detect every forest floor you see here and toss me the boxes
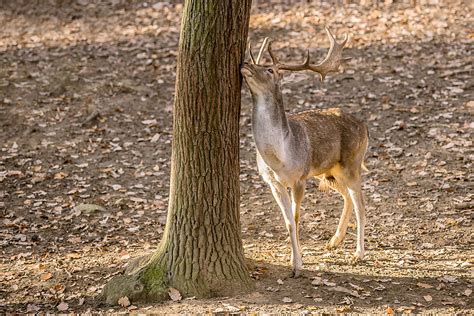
[1,0,473,314]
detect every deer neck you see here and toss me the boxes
[251,89,293,168]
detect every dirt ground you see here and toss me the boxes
[1,0,473,314]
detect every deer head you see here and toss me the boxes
[241,62,281,97]
[241,27,350,96]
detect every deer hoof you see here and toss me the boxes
[350,251,365,264]
[326,235,344,250]
[291,268,301,278]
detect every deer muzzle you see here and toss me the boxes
[241,63,254,77]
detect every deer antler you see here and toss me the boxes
[248,41,256,64]
[248,37,271,65]
[256,37,270,64]
[267,27,350,80]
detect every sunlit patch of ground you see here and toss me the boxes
[1,0,472,313]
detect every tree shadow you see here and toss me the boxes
[1,2,472,313]
[0,0,160,20]
[243,257,472,311]
[1,251,471,313]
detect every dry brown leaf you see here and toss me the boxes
[40,272,52,281]
[336,306,351,313]
[67,252,81,259]
[57,302,68,311]
[386,306,394,314]
[54,172,68,179]
[323,280,337,287]
[74,203,106,213]
[311,277,323,286]
[27,304,40,312]
[282,297,293,303]
[327,285,361,298]
[51,283,65,294]
[440,275,457,283]
[118,296,131,307]
[168,287,182,301]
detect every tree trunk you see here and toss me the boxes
[102,0,253,304]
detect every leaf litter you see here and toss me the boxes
[0,0,472,314]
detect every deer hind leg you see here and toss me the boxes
[326,180,353,250]
[346,176,366,262]
[268,180,303,277]
[291,180,306,246]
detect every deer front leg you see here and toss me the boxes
[269,181,303,277]
[291,181,306,245]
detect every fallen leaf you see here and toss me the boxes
[348,283,364,291]
[336,306,351,313]
[51,283,65,294]
[40,272,52,281]
[339,296,354,305]
[67,252,81,259]
[327,286,361,298]
[222,303,240,312]
[168,287,182,301]
[311,277,323,286]
[141,119,158,125]
[73,203,106,213]
[323,280,337,287]
[27,304,40,312]
[440,275,457,283]
[150,133,161,142]
[386,306,394,314]
[57,302,68,311]
[54,172,68,179]
[417,282,433,289]
[118,296,131,307]
[282,297,293,303]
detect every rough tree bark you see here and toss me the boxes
[102,0,253,304]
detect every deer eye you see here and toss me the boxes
[267,68,274,74]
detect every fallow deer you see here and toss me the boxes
[241,27,369,277]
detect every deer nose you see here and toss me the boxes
[241,64,252,77]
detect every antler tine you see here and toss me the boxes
[303,49,311,66]
[267,39,279,65]
[325,26,335,44]
[315,27,350,80]
[271,27,350,81]
[256,37,270,64]
[248,41,256,64]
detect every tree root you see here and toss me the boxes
[101,254,169,305]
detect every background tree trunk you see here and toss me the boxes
[103,0,253,304]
